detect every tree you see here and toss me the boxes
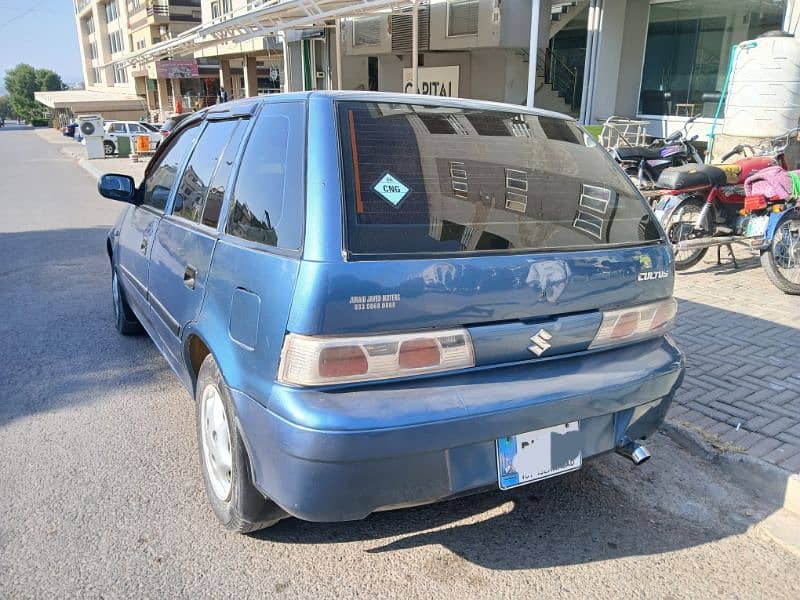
[4,64,66,122]
[4,64,39,122]
[35,69,64,92]
[0,96,16,120]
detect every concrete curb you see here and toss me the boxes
[59,146,103,181]
[662,419,800,518]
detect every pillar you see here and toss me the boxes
[243,55,258,98]
[525,0,541,107]
[157,78,169,116]
[219,58,232,98]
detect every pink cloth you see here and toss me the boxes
[744,166,791,199]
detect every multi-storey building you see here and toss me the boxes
[63,1,206,120]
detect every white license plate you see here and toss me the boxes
[496,422,582,490]
[745,215,769,238]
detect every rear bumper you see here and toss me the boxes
[232,336,684,522]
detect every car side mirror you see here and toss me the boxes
[98,174,137,204]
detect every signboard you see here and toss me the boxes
[155,59,199,79]
[402,66,459,97]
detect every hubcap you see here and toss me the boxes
[200,384,233,500]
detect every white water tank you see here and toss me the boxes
[723,34,800,137]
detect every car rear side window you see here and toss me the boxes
[141,122,200,211]
[201,120,247,228]
[226,102,305,250]
[337,101,661,258]
[172,119,239,224]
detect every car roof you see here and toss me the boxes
[215,91,574,121]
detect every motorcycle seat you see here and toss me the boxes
[713,164,741,184]
[656,164,728,190]
[615,145,665,161]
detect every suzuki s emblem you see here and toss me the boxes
[528,329,552,356]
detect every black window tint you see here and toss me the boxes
[226,102,305,250]
[202,120,246,228]
[142,123,199,211]
[173,119,238,223]
[337,101,660,258]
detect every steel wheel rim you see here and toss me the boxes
[773,218,800,284]
[668,205,703,263]
[200,384,233,501]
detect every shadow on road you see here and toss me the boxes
[0,227,167,428]
[253,431,786,570]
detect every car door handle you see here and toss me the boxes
[184,265,197,290]
[140,237,148,254]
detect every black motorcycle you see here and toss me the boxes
[610,115,704,190]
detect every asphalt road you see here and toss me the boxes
[1,127,799,599]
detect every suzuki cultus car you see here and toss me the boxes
[100,92,684,532]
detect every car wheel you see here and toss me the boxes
[196,354,286,533]
[112,269,142,335]
[103,140,115,156]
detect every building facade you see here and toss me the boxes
[64,0,798,137]
[71,0,209,120]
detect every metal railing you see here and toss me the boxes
[147,2,170,17]
[538,47,582,112]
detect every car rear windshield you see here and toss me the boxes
[337,101,661,258]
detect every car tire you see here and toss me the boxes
[112,269,143,335]
[195,354,286,533]
[103,140,115,156]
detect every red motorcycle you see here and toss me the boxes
[651,129,800,293]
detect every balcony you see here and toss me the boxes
[147,3,170,18]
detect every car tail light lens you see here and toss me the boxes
[590,298,677,350]
[278,329,474,386]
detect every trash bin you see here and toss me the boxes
[135,135,150,154]
[116,135,131,158]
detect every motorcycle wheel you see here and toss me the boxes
[760,214,800,295]
[665,197,710,271]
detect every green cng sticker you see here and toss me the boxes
[373,173,410,207]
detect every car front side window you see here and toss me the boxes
[141,123,200,212]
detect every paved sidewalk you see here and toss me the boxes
[34,127,149,182]
[670,251,800,475]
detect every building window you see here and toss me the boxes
[107,29,124,54]
[105,0,119,23]
[211,1,220,18]
[114,66,128,84]
[639,0,785,116]
[85,17,95,34]
[92,67,103,84]
[131,0,141,10]
[353,16,383,46]
[222,0,232,13]
[89,42,97,59]
[447,0,479,37]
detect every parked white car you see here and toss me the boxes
[102,121,162,155]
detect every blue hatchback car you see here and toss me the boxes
[101,92,684,532]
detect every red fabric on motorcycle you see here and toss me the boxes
[735,156,777,184]
[744,195,768,211]
[744,166,791,200]
[655,164,727,190]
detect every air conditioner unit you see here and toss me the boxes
[78,114,105,159]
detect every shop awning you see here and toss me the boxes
[113,0,412,68]
[35,89,146,113]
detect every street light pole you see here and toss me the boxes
[412,0,419,94]
[526,0,541,107]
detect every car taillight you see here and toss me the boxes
[590,298,677,350]
[278,329,474,386]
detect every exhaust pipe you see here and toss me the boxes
[674,235,753,251]
[615,440,651,465]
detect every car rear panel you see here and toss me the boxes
[287,244,672,365]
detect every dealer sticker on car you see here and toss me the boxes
[497,422,582,489]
